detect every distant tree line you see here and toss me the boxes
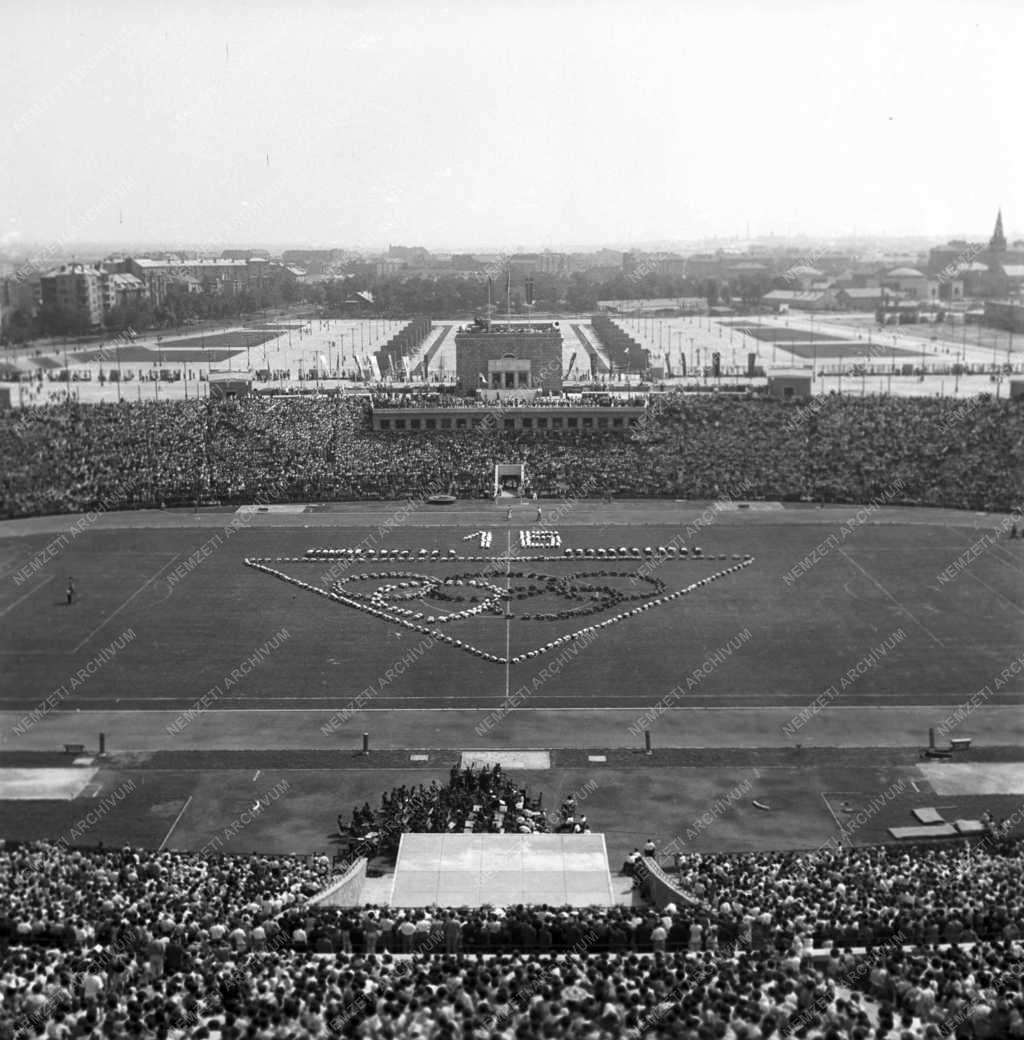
[5,264,775,345]
[305,270,756,318]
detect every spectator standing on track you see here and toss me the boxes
[66,576,74,605]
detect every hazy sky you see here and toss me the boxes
[3,0,1021,250]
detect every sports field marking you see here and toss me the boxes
[0,574,55,617]
[837,547,945,649]
[24,701,1024,716]
[821,793,849,844]
[0,547,31,581]
[964,568,1024,616]
[72,554,182,652]
[158,794,193,851]
[984,541,1024,576]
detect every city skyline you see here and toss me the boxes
[3,224,1020,261]
[3,0,1022,250]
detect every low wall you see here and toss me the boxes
[306,857,368,908]
[634,857,703,912]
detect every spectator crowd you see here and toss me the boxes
[368,393,647,409]
[1,836,1023,1038]
[1,392,1021,518]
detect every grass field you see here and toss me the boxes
[717,324,920,358]
[726,327,849,343]
[2,503,1022,862]
[156,331,280,352]
[1,511,1021,713]
[2,757,1021,864]
[773,342,922,360]
[69,332,280,366]
[69,346,245,364]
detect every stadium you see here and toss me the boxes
[2,310,1024,1039]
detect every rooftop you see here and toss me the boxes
[762,289,831,301]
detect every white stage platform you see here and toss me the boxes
[389,833,615,908]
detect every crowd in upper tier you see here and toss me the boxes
[368,393,648,408]
[1,392,1021,518]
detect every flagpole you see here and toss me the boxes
[506,265,511,321]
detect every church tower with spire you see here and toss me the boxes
[989,208,1007,253]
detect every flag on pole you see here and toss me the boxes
[479,373,487,385]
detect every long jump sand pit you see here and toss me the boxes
[920,762,1024,796]
[0,768,98,800]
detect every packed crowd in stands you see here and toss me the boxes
[340,766,588,858]
[368,394,647,408]
[1,393,1021,518]
[668,841,1024,950]
[1,837,1023,1038]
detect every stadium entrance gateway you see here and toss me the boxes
[495,462,525,497]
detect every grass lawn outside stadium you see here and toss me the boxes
[1,498,1022,868]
